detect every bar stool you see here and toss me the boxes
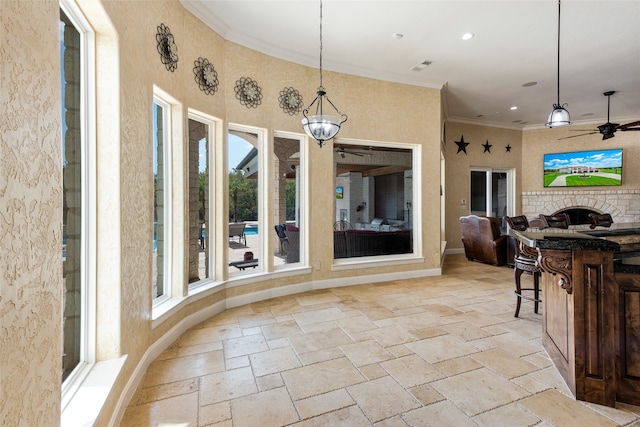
[504,215,542,317]
[589,212,613,229]
[540,213,570,229]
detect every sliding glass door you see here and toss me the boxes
[470,168,514,234]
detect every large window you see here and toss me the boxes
[228,126,263,275]
[273,133,304,266]
[153,97,171,301]
[188,113,216,287]
[60,1,95,387]
[333,143,414,259]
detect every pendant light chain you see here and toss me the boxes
[319,0,323,89]
[556,0,561,106]
[301,0,348,146]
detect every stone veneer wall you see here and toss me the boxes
[522,189,640,224]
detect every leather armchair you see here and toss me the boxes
[460,215,508,266]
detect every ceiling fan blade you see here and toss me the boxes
[619,120,640,130]
[558,131,599,140]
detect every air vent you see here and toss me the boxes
[411,60,433,71]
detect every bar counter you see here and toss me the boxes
[510,224,640,407]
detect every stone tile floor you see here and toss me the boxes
[121,254,640,426]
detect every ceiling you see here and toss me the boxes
[181,1,640,130]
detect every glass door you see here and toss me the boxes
[470,168,513,234]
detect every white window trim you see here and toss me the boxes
[227,123,267,276]
[152,89,174,305]
[273,130,308,269]
[60,0,97,410]
[187,110,220,290]
[331,138,422,260]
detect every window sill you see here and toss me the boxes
[331,255,425,271]
[61,356,127,427]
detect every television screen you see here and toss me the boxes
[543,148,622,187]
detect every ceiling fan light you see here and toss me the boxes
[546,105,571,128]
[302,115,342,145]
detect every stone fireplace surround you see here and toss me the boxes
[522,189,640,227]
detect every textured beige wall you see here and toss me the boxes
[2,0,442,424]
[444,122,523,251]
[1,0,63,424]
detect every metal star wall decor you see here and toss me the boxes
[482,140,492,153]
[234,77,263,108]
[156,23,178,72]
[505,145,512,152]
[278,87,304,115]
[193,57,219,95]
[455,135,470,154]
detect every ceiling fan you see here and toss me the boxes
[335,145,371,158]
[559,91,640,141]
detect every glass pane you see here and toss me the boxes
[188,119,210,282]
[470,170,487,215]
[493,172,508,232]
[228,131,259,274]
[273,136,301,265]
[61,9,82,382]
[153,103,165,298]
[334,144,413,259]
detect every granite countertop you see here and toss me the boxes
[510,228,622,252]
[510,223,640,274]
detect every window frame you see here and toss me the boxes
[152,93,173,305]
[60,0,97,409]
[188,110,219,290]
[273,131,308,269]
[331,139,422,268]
[227,123,266,277]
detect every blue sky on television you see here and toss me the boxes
[544,149,622,170]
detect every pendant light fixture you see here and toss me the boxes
[302,0,347,147]
[546,0,571,127]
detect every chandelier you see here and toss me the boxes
[302,0,347,147]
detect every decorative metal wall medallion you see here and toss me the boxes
[156,23,178,72]
[234,77,262,108]
[278,87,303,115]
[193,57,219,95]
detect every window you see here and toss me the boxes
[153,97,171,301]
[470,167,514,233]
[273,133,304,266]
[188,113,217,287]
[228,126,263,275]
[60,0,95,387]
[333,143,414,259]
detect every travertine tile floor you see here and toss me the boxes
[121,254,640,426]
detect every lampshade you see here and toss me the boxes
[302,114,343,143]
[546,105,571,128]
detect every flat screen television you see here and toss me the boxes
[543,148,622,187]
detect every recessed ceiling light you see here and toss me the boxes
[510,106,518,110]
[462,33,474,40]
[522,81,537,87]
[392,33,404,39]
